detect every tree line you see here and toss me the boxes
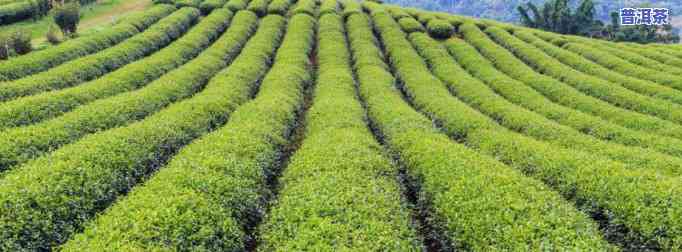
[517,0,680,44]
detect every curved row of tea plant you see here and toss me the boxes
[0,12,287,251]
[0,7,200,102]
[0,4,176,81]
[259,12,420,251]
[457,23,682,141]
[246,0,271,16]
[0,0,95,25]
[406,30,682,175]
[358,4,608,250]
[493,29,682,125]
[266,0,291,15]
[61,13,316,252]
[528,35,682,105]
[437,31,682,169]
[0,10,259,172]
[377,7,682,249]
[291,0,316,16]
[353,7,610,250]
[0,7,235,130]
[561,42,682,88]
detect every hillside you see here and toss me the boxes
[385,0,682,28]
[0,0,681,250]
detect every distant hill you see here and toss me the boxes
[384,0,682,29]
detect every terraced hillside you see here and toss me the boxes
[0,0,681,251]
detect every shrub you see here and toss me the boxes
[0,4,175,81]
[426,19,453,39]
[11,30,31,55]
[246,0,269,17]
[199,0,227,14]
[46,24,63,45]
[54,1,81,36]
[0,8,236,131]
[459,22,682,140]
[349,10,610,249]
[0,34,9,60]
[267,0,292,15]
[259,13,421,250]
[225,0,249,12]
[0,8,213,171]
[61,14,312,251]
[291,0,316,16]
[0,8,200,102]
[398,17,424,33]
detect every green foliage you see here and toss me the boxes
[499,28,682,126]
[426,18,453,38]
[46,24,63,45]
[54,1,81,36]
[0,4,176,81]
[0,11,277,251]
[0,7,235,131]
[398,17,423,33]
[199,0,228,14]
[0,29,31,59]
[411,31,682,176]
[259,13,421,251]
[0,8,209,172]
[444,29,682,169]
[61,13,311,251]
[0,0,47,25]
[10,30,31,55]
[352,7,610,250]
[319,0,337,16]
[291,0,316,16]
[246,0,270,16]
[225,0,250,12]
[0,7,200,103]
[460,22,682,141]
[340,0,361,18]
[267,0,291,15]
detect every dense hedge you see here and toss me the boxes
[246,0,270,16]
[0,12,285,251]
[528,32,682,106]
[266,0,291,15]
[351,9,609,250]
[438,35,682,166]
[458,23,682,141]
[319,0,337,16]
[398,17,424,33]
[562,42,682,88]
[369,7,682,250]
[291,0,316,16]
[0,11,258,172]
[0,7,200,102]
[408,31,682,175]
[500,29,682,126]
[259,13,420,251]
[226,0,250,12]
[61,13,313,251]
[426,19,453,39]
[0,4,176,81]
[199,0,227,14]
[608,42,682,70]
[0,8,235,130]
[0,0,44,25]
[341,0,361,18]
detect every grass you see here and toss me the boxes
[0,0,152,47]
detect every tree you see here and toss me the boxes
[54,1,80,37]
[517,0,599,36]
